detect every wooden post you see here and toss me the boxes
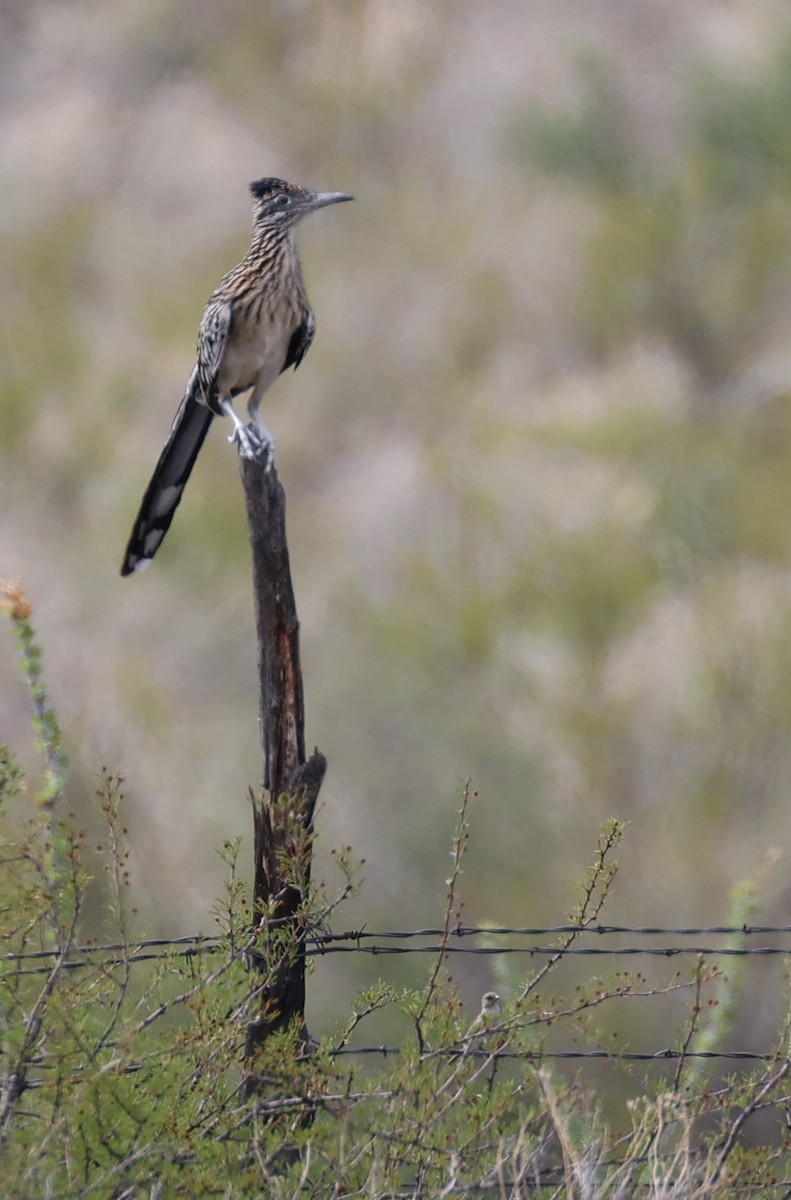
[238,455,326,1086]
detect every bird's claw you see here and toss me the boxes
[229,423,274,470]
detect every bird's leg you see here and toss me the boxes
[220,399,273,467]
[248,411,275,467]
[244,378,276,471]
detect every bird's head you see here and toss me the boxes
[249,177,353,230]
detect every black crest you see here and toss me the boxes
[249,177,290,201]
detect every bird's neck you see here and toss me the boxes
[248,225,302,286]
[250,222,293,256]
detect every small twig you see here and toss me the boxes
[672,955,707,1093]
[709,1059,791,1186]
[414,780,472,1053]
[519,820,624,1003]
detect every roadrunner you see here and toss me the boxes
[120,177,352,576]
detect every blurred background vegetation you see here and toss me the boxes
[4,0,791,1060]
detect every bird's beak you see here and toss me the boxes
[307,191,354,210]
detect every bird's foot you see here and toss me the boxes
[229,422,274,469]
[220,400,274,469]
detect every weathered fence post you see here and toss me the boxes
[238,455,326,1092]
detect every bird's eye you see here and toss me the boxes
[274,193,291,207]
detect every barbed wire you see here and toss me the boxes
[310,943,791,958]
[320,924,791,937]
[5,922,791,979]
[3,922,786,1066]
[331,1045,775,1062]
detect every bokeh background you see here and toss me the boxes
[4,0,791,1049]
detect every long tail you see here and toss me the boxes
[120,376,214,576]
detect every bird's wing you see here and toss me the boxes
[282,311,316,374]
[196,298,233,414]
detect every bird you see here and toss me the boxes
[467,991,501,1038]
[120,177,353,576]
